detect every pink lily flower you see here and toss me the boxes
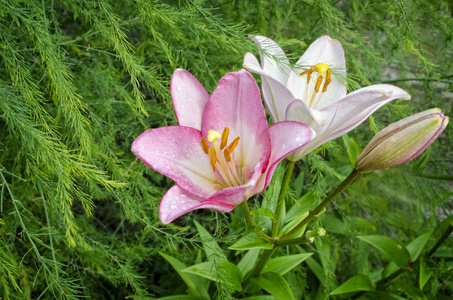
[132,69,315,224]
[243,35,411,161]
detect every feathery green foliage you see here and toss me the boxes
[0,0,451,299]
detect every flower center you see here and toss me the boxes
[299,63,332,108]
[200,127,243,188]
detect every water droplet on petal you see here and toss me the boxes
[296,137,301,142]
[170,205,176,209]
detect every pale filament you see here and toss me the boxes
[201,128,242,188]
[299,63,332,108]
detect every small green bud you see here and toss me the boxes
[356,108,449,173]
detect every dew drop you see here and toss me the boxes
[170,205,176,209]
[296,137,302,142]
[177,86,181,91]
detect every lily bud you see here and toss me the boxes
[356,108,449,173]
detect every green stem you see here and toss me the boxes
[276,235,310,247]
[240,201,275,244]
[242,248,277,289]
[377,78,453,85]
[271,160,295,237]
[280,168,360,241]
[420,173,453,181]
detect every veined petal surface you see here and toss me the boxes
[132,126,217,199]
[171,69,210,130]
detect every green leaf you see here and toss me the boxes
[330,274,375,295]
[237,249,260,277]
[278,211,309,238]
[251,208,275,221]
[286,192,317,222]
[158,296,206,300]
[358,235,410,269]
[250,272,294,300]
[419,256,432,291]
[241,296,278,300]
[229,233,274,250]
[407,231,432,261]
[342,134,361,168]
[182,261,242,292]
[159,252,209,299]
[194,221,226,261]
[263,253,313,275]
[382,231,433,278]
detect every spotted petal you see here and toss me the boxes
[159,185,235,224]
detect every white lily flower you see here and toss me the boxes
[244,35,411,161]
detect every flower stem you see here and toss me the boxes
[420,173,453,181]
[242,248,277,289]
[240,201,275,244]
[280,168,360,241]
[271,160,296,237]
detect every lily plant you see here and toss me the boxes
[243,35,411,161]
[132,69,315,224]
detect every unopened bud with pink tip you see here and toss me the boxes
[356,108,449,173]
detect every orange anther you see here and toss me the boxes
[226,137,240,155]
[300,66,316,84]
[220,127,229,150]
[322,78,331,93]
[201,137,209,154]
[224,148,231,163]
[314,76,323,93]
[208,147,216,172]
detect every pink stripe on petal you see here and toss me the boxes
[159,185,235,224]
[131,126,217,199]
[202,70,271,177]
[171,69,210,130]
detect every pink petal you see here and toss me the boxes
[171,69,210,130]
[159,185,235,224]
[249,35,291,86]
[321,84,411,143]
[201,70,271,181]
[131,126,217,199]
[287,36,347,109]
[207,158,268,206]
[252,121,315,194]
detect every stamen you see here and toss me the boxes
[300,66,316,84]
[200,137,209,154]
[314,76,323,93]
[226,137,240,155]
[208,148,216,172]
[220,127,229,150]
[322,68,332,93]
[224,148,231,163]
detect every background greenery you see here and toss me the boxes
[0,0,451,299]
